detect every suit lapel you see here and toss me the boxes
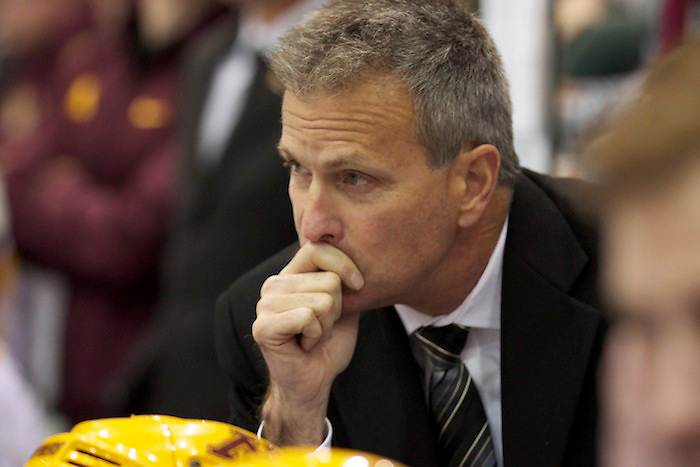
[188,47,284,222]
[331,308,439,466]
[181,15,239,172]
[217,53,282,164]
[194,55,283,220]
[501,174,602,465]
[177,15,240,220]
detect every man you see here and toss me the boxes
[115,0,324,421]
[584,37,700,466]
[216,1,605,465]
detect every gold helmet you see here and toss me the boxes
[235,447,405,466]
[25,415,275,466]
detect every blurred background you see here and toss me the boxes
[0,0,697,463]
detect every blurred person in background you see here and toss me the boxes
[0,0,93,145]
[583,37,700,466]
[0,0,225,423]
[114,0,323,422]
[553,0,700,178]
[0,174,50,466]
[553,0,656,176]
[0,0,95,421]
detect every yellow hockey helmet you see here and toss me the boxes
[25,415,275,466]
[235,447,405,466]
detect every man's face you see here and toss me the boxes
[602,157,700,466]
[279,78,464,314]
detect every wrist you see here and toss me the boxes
[261,383,330,446]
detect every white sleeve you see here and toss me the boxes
[257,418,333,449]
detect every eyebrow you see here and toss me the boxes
[277,145,378,171]
[322,156,369,170]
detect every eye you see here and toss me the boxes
[282,159,309,176]
[341,171,371,187]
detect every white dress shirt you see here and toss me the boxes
[197,0,327,166]
[395,217,508,466]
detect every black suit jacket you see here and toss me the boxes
[215,170,605,465]
[113,14,298,421]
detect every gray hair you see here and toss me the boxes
[268,0,520,186]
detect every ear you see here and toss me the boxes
[449,143,501,228]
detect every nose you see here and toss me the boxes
[297,185,344,244]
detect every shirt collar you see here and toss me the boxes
[395,216,509,334]
[238,0,328,54]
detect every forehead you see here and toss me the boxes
[604,159,700,314]
[280,78,416,145]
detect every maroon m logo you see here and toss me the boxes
[208,431,258,459]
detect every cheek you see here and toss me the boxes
[291,204,303,234]
[356,199,453,270]
[289,189,305,234]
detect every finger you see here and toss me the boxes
[281,243,364,290]
[300,331,322,352]
[252,307,322,349]
[258,292,338,336]
[260,271,342,296]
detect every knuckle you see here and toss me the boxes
[300,306,316,322]
[256,296,272,316]
[305,322,322,339]
[317,292,334,312]
[260,275,281,295]
[330,273,342,289]
[320,271,341,290]
[251,318,266,344]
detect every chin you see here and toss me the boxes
[341,287,392,314]
[340,290,367,314]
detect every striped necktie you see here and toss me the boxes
[411,325,497,467]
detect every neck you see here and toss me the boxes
[243,0,301,23]
[405,187,511,316]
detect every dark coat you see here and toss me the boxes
[215,170,606,466]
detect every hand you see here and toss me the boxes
[252,242,364,445]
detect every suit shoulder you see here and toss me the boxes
[520,169,600,252]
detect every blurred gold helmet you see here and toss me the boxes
[25,415,275,466]
[236,447,405,466]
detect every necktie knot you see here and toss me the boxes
[411,324,470,369]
